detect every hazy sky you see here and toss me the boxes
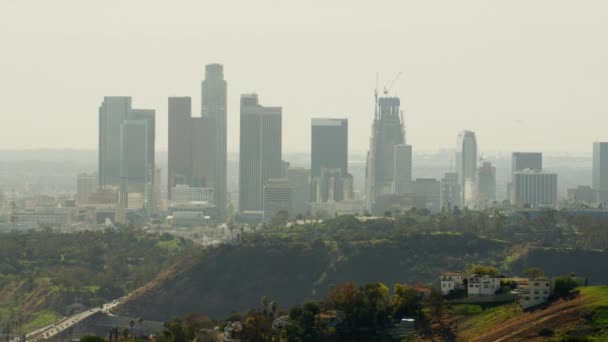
[1,0,607,155]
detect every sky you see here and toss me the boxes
[1,0,607,155]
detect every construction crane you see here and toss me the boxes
[383,72,402,96]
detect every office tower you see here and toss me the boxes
[168,97,193,196]
[311,118,348,177]
[365,96,406,210]
[512,152,543,173]
[168,97,217,204]
[393,144,413,194]
[477,161,496,209]
[441,172,462,210]
[513,171,558,208]
[263,179,292,222]
[99,97,132,189]
[239,94,282,212]
[593,142,608,204]
[202,64,227,217]
[76,173,97,205]
[510,152,543,203]
[281,161,291,179]
[120,120,148,209]
[287,167,310,217]
[413,178,441,213]
[154,167,163,212]
[190,116,217,189]
[456,131,477,207]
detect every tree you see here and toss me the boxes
[553,275,579,298]
[270,210,289,229]
[525,267,546,279]
[390,284,421,319]
[468,264,500,277]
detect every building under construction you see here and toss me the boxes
[365,92,408,212]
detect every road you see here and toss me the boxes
[25,299,123,341]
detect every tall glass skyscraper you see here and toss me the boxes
[456,130,477,207]
[202,64,227,217]
[311,118,348,177]
[593,142,608,204]
[99,97,131,189]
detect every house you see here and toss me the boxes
[517,278,551,309]
[272,316,292,332]
[440,271,465,295]
[467,274,501,296]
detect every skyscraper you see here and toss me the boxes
[168,97,217,206]
[99,97,131,189]
[512,152,543,174]
[311,118,348,177]
[393,144,413,195]
[239,94,282,212]
[477,161,496,209]
[593,142,608,204]
[130,109,156,184]
[168,97,193,196]
[202,64,227,217]
[365,96,405,210]
[120,120,149,209]
[456,131,477,207]
[510,152,543,203]
[413,178,441,214]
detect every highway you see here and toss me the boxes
[25,299,123,341]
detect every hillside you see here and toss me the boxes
[0,229,192,332]
[453,287,608,341]
[117,232,510,321]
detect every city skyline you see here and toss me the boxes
[2,1,608,154]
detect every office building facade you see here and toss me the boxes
[441,172,462,210]
[513,171,558,208]
[456,130,477,207]
[311,118,348,177]
[593,142,608,204]
[239,94,282,211]
[393,144,413,195]
[263,179,292,222]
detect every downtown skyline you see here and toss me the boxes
[2,1,608,155]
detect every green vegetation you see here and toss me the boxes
[0,228,194,333]
[452,303,521,341]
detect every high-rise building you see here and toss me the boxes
[76,173,97,205]
[441,172,461,210]
[202,64,228,217]
[311,118,348,177]
[99,97,132,189]
[513,171,558,208]
[239,94,282,212]
[456,131,477,207]
[168,97,217,205]
[593,142,608,204]
[510,152,543,203]
[512,152,543,174]
[168,97,193,196]
[263,179,292,222]
[170,184,215,203]
[413,178,441,213]
[365,96,406,210]
[287,167,310,217]
[130,109,156,183]
[120,120,148,209]
[393,144,413,195]
[477,161,496,209]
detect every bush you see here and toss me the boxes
[553,276,579,298]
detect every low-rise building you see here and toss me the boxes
[517,278,551,309]
[467,274,501,296]
[440,271,465,295]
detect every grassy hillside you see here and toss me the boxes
[0,229,192,333]
[117,232,510,321]
[453,286,608,341]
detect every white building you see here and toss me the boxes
[170,184,214,204]
[513,171,558,208]
[440,272,465,295]
[518,279,551,309]
[467,275,501,296]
